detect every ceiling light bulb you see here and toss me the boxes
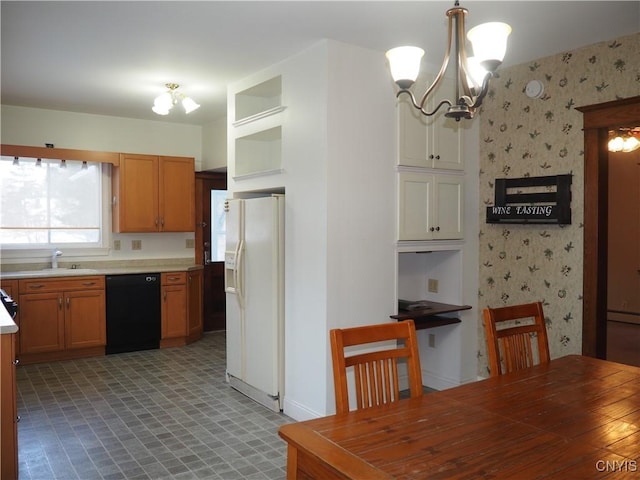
[622,136,640,152]
[465,56,488,89]
[182,96,200,114]
[154,91,174,110]
[608,136,625,152]
[152,105,170,115]
[385,46,425,89]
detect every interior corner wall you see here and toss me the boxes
[476,32,639,377]
[0,104,203,169]
[201,116,227,171]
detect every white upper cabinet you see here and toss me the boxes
[397,75,463,171]
[398,172,464,241]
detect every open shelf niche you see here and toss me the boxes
[232,75,286,179]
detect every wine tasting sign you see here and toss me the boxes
[486,174,572,225]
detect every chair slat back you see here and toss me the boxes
[483,302,550,377]
[330,320,422,414]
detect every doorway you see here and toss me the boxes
[195,171,227,331]
[578,95,640,359]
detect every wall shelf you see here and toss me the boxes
[391,300,471,330]
[486,174,572,225]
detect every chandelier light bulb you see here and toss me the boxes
[622,136,640,152]
[181,96,200,114]
[385,46,425,89]
[467,22,512,70]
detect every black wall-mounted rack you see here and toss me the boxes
[486,174,572,225]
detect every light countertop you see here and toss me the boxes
[0,261,202,281]
[0,305,18,334]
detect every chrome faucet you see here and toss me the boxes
[52,248,62,269]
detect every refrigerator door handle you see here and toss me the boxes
[235,239,245,309]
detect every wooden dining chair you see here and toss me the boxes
[330,319,423,414]
[483,301,550,377]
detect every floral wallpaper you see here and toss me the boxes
[477,32,640,376]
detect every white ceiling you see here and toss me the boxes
[2,1,638,126]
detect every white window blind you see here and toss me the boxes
[0,156,103,247]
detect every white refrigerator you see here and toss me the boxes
[224,194,285,412]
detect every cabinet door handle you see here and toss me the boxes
[66,297,70,308]
[16,415,21,423]
[13,359,19,366]
[430,227,435,232]
[435,226,440,231]
[59,297,63,309]
[429,154,435,160]
[163,291,167,301]
[435,155,440,160]
[81,282,96,286]
[29,284,45,289]
[168,276,180,281]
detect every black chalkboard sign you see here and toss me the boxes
[486,174,572,224]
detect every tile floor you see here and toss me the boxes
[16,331,293,480]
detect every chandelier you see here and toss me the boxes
[608,128,640,153]
[385,1,511,121]
[152,83,200,115]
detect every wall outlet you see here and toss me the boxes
[428,333,436,348]
[113,240,121,251]
[186,238,195,249]
[428,278,439,293]
[132,239,142,250]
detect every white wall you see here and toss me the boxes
[201,116,227,171]
[0,105,203,168]
[227,40,397,420]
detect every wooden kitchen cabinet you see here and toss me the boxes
[17,276,105,364]
[160,270,203,348]
[161,272,188,345]
[398,172,464,241]
[112,154,195,233]
[0,332,18,480]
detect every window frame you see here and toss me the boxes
[0,160,111,262]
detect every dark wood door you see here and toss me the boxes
[195,172,227,331]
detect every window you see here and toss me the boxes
[210,190,227,262]
[0,156,104,249]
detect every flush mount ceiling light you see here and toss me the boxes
[386,0,511,121]
[152,83,200,115]
[608,128,640,153]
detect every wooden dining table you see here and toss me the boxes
[278,355,640,479]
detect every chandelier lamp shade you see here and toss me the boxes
[385,1,511,121]
[152,83,200,115]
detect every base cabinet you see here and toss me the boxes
[161,270,203,347]
[0,333,18,480]
[17,276,105,364]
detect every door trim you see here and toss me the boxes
[577,95,640,358]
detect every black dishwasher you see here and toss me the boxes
[106,273,161,354]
